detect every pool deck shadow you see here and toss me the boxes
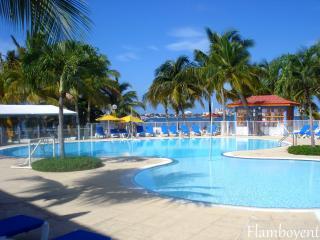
[0,190,109,239]
[1,155,320,239]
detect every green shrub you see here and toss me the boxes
[288,145,320,156]
[32,156,103,172]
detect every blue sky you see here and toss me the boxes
[1,0,320,113]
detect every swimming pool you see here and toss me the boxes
[1,137,319,209]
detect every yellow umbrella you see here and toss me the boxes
[96,114,121,137]
[120,115,144,123]
[96,114,120,121]
[121,115,144,138]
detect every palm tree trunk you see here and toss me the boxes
[221,89,226,121]
[75,98,80,126]
[180,105,185,119]
[208,97,212,122]
[238,93,250,119]
[165,106,169,123]
[58,93,65,158]
[87,100,91,124]
[221,89,227,135]
[308,96,315,147]
[238,92,252,135]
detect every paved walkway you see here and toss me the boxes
[224,136,320,161]
[1,152,320,240]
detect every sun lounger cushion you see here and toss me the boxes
[181,125,189,134]
[145,126,155,136]
[54,229,111,240]
[293,125,309,135]
[0,215,45,238]
[161,125,169,134]
[169,125,178,134]
[95,126,105,136]
[136,126,144,133]
[191,125,201,134]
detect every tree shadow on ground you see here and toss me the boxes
[8,157,219,207]
[0,190,102,239]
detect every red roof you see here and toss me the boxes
[227,95,299,108]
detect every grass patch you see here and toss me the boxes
[32,156,103,172]
[288,145,320,156]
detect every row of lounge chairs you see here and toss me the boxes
[158,125,218,136]
[293,124,320,138]
[0,214,111,240]
[95,126,129,138]
[95,124,219,138]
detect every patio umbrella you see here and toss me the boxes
[120,115,144,137]
[120,115,144,123]
[96,115,121,136]
[96,115,120,121]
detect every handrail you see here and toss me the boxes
[278,135,289,146]
[11,137,56,169]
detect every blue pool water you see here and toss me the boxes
[2,138,320,208]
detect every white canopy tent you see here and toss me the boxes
[0,105,76,116]
[0,105,77,145]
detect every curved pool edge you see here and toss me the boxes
[223,149,320,162]
[130,156,320,212]
[1,137,320,211]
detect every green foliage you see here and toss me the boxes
[32,156,103,172]
[288,145,320,156]
[145,56,202,117]
[0,0,91,43]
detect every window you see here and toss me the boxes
[236,109,248,126]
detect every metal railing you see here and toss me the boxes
[10,137,56,168]
[0,120,319,146]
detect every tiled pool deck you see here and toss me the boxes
[0,136,320,239]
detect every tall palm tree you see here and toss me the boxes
[0,36,57,104]
[23,35,94,157]
[257,58,284,95]
[143,80,170,121]
[0,0,91,43]
[207,28,259,120]
[193,50,215,121]
[276,48,320,146]
[146,56,202,118]
[108,82,144,117]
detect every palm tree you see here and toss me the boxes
[23,35,95,157]
[0,36,57,104]
[276,48,320,146]
[257,58,284,95]
[107,82,144,117]
[146,56,202,118]
[68,45,118,124]
[207,29,259,120]
[0,0,91,42]
[143,80,170,121]
[193,50,215,121]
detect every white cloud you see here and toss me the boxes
[147,45,159,51]
[166,27,208,52]
[166,38,208,52]
[169,27,204,38]
[115,52,139,62]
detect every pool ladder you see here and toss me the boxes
[278,135,288,146]
[278,133,296,146]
